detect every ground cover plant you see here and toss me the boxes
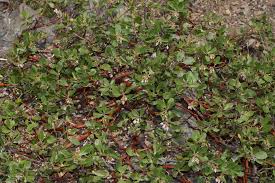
[0,0,274,182]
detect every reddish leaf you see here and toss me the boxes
[162,164,175,169]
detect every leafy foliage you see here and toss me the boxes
[0,0,274,182]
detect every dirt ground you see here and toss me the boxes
[190,0,275,35]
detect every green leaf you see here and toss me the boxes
[111,85,121,97]
[90,69,97,75]
[20,10,30,19]
[183,57,195,65]
[154,99,166,111]
[80,144,93,156]
[38,131,46,141]
[5,120,16,129]
[79,47,89,55]
[167,98,175,109]
[94,139,104,152]
[254,150,268,160]
[46,135,57,144]
[92,170,109,178]
[263,74,272,82]
[100,64,111,71]
[105,46,116,56]
[27,123,38,132]
[237,111,254,123]
[186,71,199,85]
[262,117,272,133]
[48,2,55,8]
[245,89,256,98]
[126,148,135,156]
[176,51,185,61]
[224,103,234,110]
[191,131,206,142]
[68,137,80,146]
[1,126,10,134]
[59,79,69,86]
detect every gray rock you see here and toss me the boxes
[0,2,55,57]
[1,3,35,56]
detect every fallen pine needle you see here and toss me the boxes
[0,83,16,87]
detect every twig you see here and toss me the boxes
[175,103,203,121]
[6,147,42,165]
[207,133,237,152]
[73,33,95,46]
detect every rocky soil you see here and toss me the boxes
[190,0,275,34]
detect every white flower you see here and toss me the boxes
[54,9,63,17]
[213,167,218,173]
[161,122,169,131]
[121,94,127,105]
[133,118,141,124]
[210,54,215,60]
[215,177,221,183]
[191,156,200,164]
[141,75,149,83]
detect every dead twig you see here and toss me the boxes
[175,102,203,121]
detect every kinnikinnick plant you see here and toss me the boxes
[0,0,274,182]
